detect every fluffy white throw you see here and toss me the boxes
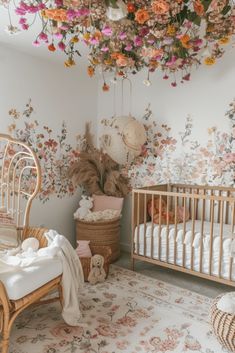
[0,229,84,326]
[217,292,235,314]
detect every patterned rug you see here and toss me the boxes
[10,266,227,353]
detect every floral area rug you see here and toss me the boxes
[10,265,227,353]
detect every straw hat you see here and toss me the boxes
[101,115,146,165]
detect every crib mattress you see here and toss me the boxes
[134,220,234,280]
[0,258,62,300]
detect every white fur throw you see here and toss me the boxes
[83,209,120,222]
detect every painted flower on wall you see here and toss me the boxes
[127,100,235,188]
[7,100,80,203]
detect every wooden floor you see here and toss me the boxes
[114,252,233,298]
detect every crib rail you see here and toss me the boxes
[0,134,41,229]
[132,184,235,287]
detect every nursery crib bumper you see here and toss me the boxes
[0,258,62,300]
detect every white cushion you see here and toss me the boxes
[0,258,62,300]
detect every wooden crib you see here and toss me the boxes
[132,184,235,287]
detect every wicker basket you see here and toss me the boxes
[79,245,112,282]
[210,294,235,352]
[76,217,120,262]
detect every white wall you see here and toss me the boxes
[97,48,235,251]
[0,44,98,245]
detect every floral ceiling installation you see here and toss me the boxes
[2,0,235,87]
[7,100,80,203]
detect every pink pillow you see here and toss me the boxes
[76,240,92,258]
[92,194,124,214]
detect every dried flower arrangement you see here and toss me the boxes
[68,123,130,197]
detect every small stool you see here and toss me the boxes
[210,294,235,352]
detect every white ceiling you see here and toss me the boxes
[0,7,88,64]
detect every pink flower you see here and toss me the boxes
[21,23,29,30]
[125,43,133,51]
[224,153,235,163]
[134,36,143,46]
[116,316,137,327]
[39,32,48,42]
[54,32,63,40]
[19,17,26,24]
[32,40,40,47]
[166,56,177,67]
[119,32,127,40]
[58,41,66,51]
[102,26,112,36]
[101,46,109,52]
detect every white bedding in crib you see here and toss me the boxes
[134,220,235,280]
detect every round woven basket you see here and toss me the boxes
[210,294,235,352]
[76,217,120,262]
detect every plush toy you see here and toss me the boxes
[88,254,106,285]
[21,237,39,252]
[74,195,93,220]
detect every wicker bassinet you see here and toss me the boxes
[210,294,235,352]
[76,217,120,262]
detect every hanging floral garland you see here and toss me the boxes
[3,0,235,87]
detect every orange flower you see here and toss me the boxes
[204,56,216,65]
[48,43,56,52]
[83,32,90,41]
[135,9,149,24]
[180,34,192,49]
[41,9,67,22]
[127,3,136,13]
[102,83,110,92]
[111,52,122,60]
[64,58,76,67]
[152,0,169,15]
[93,31,102,41]
[70,36,79,43]
[167,25,176,36]
[116,56,128,67]
[87,66,94,77]
[193,0,204,16]
[218,36,230,45]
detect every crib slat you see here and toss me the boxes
[225,190,230,224]
[158,195,162,260]
[143,193,147,257]
[191,198,196,270]
[182,197,186,267]
[195,189,199,219]
[229,202,235,281]
[217,190,222,224]
[137,193,140,255]
[174,196,178,265]
[218,200,224,278]
[209,199,214,276]
[166,195,170,262]
[151,194,154,259]
[199,192,205,273]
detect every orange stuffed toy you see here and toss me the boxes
[147,197,189,224]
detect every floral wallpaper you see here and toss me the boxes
[7,100,80,203]
[126,99,235,188]
[3,98,234,204]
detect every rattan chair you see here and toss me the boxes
[0,134,63,353]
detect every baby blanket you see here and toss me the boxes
[0,229,84,326]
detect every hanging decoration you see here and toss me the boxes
[2,0,235,87]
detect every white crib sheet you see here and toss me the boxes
[134,220,234,280]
